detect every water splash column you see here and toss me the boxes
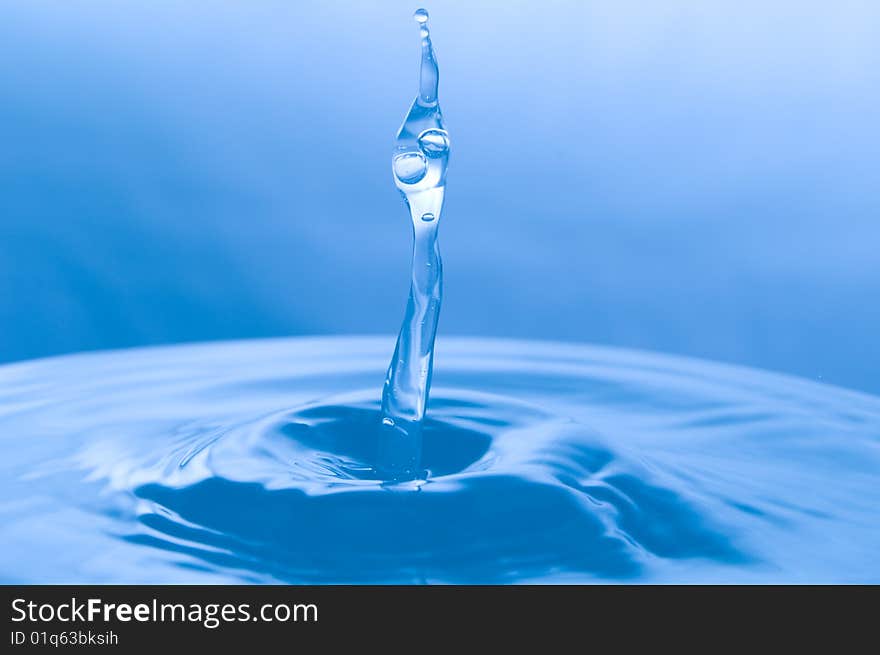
[379,9,451,480]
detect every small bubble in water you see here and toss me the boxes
[421,213,435,222]
[414,8,429,24]
[393,151,428,184]
[418,129,450,158]
[382,417,395,427]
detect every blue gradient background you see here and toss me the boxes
[1,1,878,393]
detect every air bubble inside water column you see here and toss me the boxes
[393,152,428,184]
[418,129,450,157]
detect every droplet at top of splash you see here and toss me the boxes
[415,8,438,107]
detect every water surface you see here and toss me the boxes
[1,336,877,583]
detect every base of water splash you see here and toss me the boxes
[1,336,878,583]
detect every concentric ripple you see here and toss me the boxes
[0,337,878,583]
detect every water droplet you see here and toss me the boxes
[421,212,435,222]
[413,8,429,24]
[418,129,449,158]
[393,151,428,184]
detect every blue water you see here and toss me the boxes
[1,336,878,583]
[1,5,878,584]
